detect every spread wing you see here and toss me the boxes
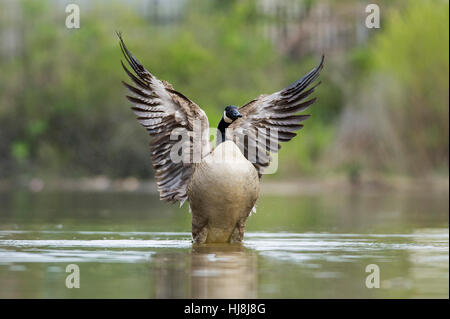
[118,33,211,204]
[227,56,324,176]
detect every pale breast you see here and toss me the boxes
[187,141,259,242]
[190,141,259,200]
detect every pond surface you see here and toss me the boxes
[0,189,448,298]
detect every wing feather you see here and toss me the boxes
[118,33,211,204]
[227,56,324,176]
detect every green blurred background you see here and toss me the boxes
[0,0,448,183]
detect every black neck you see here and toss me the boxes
[217,117,230,146]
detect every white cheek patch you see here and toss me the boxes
[223,111,233,123]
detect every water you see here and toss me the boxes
[0,190,448,298]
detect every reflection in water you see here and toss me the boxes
[0,230,448,298]
[190,244,257,299]
[153,244,257,298]
[0,190,448,298]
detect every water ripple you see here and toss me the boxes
[0,229,447,265]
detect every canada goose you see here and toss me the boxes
[118,34,324,244]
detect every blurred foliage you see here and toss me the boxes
[371,0,449,173]
[0,0,448,180]
[323,0,449,177]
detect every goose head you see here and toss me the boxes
[217,106,242,145]
[223,105,242,124]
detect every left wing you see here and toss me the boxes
[118,33,211,204]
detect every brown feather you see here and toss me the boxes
[227,55,324,176]
[118,34,211,204]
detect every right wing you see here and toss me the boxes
[227,56,324,176]
[118,33,211,204]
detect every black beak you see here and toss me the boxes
[231,109,242,119]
